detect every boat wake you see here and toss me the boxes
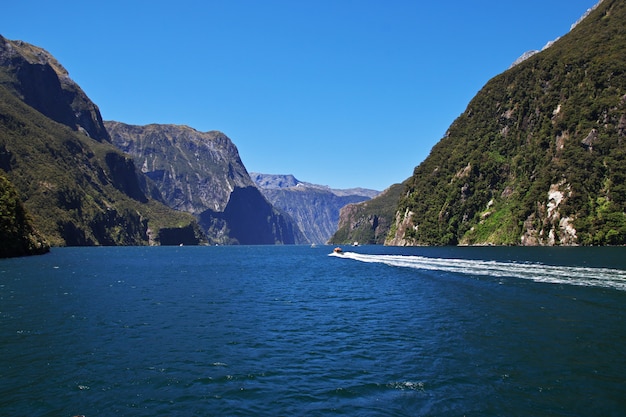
[329,251,626,291]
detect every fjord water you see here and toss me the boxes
[1,246,625,416]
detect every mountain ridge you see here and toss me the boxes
[250,173,379,198]
[106,121,253,213]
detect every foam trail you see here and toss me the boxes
[329,252,626,291]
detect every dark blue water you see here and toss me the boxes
[1,245,626,416]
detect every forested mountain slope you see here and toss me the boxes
[329,182,405,245]
[0,171,49,257]
[0,35,201,246]
[389,0,626,246]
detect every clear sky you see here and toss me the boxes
[2,0,599,190]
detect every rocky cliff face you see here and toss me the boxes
[0,35,110,142]
[389,0,626,246]
[0,35,201,246]
[106,122,252,214]
[106,123,305,244]
[251,173,378,244]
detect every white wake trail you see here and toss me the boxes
[330,252,626,291]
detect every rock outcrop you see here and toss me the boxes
[511,1,605,68]
[157,224,205,246]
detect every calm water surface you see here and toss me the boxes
[1,245,625,416]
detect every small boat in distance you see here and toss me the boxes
[333,247,343,254]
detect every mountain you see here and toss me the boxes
[0,35,202,246]
[105,122,252,214]
[251,173,379,244]
[389,0,626,246]
[328,182,405,245]
[106,123,306,245]
[0,170,49,257]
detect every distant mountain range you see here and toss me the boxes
[251,173,378,244]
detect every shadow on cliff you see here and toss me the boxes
[199,186,305,245]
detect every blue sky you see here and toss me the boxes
[2,0,599,190]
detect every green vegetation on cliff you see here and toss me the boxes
[0,37,200,246]
[0,85,198,245]
[329,182,404,245]
[390,0,626,246]
[0,171,49,257]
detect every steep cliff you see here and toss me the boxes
[0,35,201,246]
[252,173,378,244]
[199,186,305,245]
[106,123,305,244]
[389,0,626,246]
[106,122,252,214]
[0,35,110,142]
